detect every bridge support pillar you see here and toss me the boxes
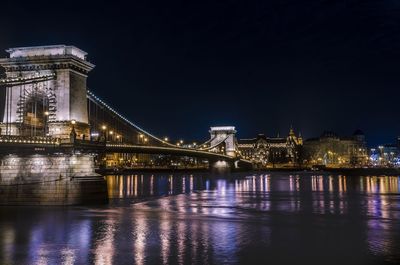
[210,159,253,172]
[0,45,94,139]
[209,126,237,157]
[0,153,108,205]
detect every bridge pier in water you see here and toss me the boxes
[210,159,253,172]
[208,126,253,171]
[0,152,107,205]
[210,160,233,174]
[0,45,108,205]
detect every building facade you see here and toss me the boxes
[370,141,400,167]
[237,128,303,167]
[302,130,368,167]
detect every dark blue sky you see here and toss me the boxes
[1,0,399,146]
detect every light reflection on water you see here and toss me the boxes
[0,173,400,265]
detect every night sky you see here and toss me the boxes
[1,0,399,146]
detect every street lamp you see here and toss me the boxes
[101,125,107,142]
[109,130,114,142]
[70,119,77,141]
[71,119,76,132]
[44,111,49,136]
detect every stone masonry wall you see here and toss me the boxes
[0,154,108,205]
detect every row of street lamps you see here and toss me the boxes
[91,123,199,148]
[98,124,123,142]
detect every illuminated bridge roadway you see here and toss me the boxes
[0,135,253,169]
[105,143,253,166]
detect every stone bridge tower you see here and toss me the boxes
[0,45,94,139]
[209,126,237,157]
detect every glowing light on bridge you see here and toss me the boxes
[87,90,182,148]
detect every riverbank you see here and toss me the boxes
[325,167,400,176]
[261,167,400,176]
[98,167,400,176]
[96,167,210,175]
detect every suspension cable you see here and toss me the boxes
[87,90,179,147]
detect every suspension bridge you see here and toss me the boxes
[0,45,252,170]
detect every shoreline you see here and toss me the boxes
[96,167,210,175]
[97,167,400,176]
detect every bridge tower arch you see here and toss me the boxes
[0,45,95,138]
[209,126,237,157]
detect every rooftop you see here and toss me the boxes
[210,126,236,132]
[6,45,87,60]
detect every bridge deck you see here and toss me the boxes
[105,143,235,161]
[0,136,251,166]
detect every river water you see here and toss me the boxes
[1,172,400,265]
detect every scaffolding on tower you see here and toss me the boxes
[0,72,56,136]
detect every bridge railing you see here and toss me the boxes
[0,135,60,145]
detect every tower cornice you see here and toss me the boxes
[0,55,95,75]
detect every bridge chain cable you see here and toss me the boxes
[87,90,239,155]
[193,135,217,149]
[87,90,185,148]
[197,136,230,151]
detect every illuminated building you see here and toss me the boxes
[370,141,400,167]
[302,129,368,167]
[237,128,302,167]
